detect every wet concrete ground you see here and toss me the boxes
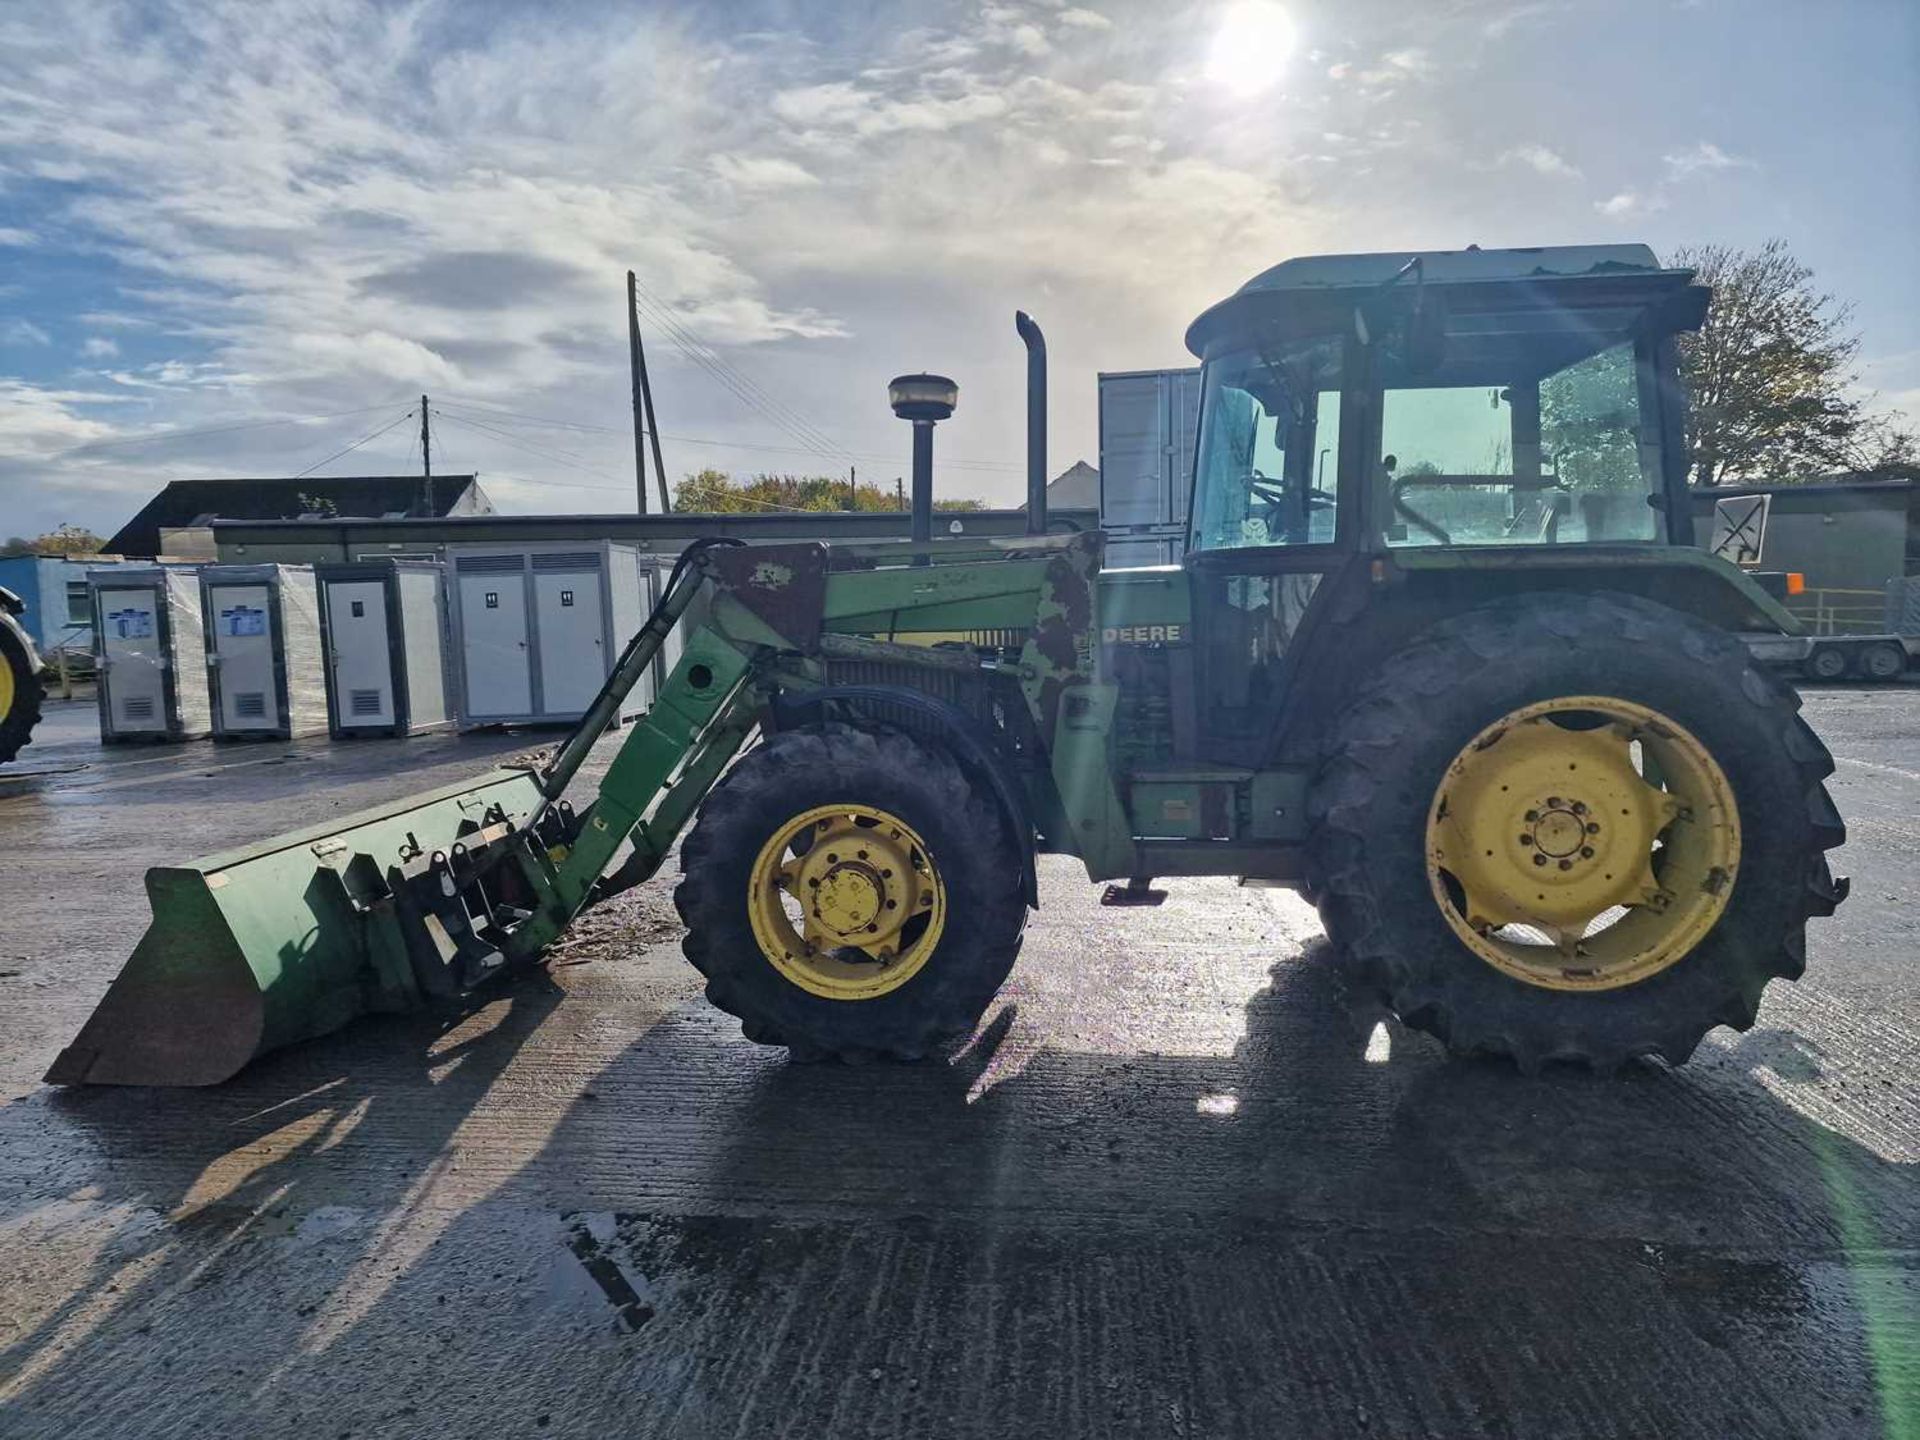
[0,692,1914,1438]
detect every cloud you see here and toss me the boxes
[356,251,595,313]
[1058,8,1112,30]
[1006,24,1051,57]
[1595,190,1666,220]
[711,155,820,191]
[1663,141,1753,179]
[80,336,119,357]
[772,81,869,126]
[1501,144,1580,178]
[0,227,34,247]
[2,318,50,345]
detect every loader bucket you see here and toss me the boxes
[46,768,549,1087]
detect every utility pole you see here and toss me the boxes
[419,394,432,516]
[627,271,671,515]
[849,464,856,511]
[896,476,904,511]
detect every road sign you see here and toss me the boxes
[1709,493,1770,566]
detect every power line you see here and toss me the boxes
[432,410,629,487]
[293,409,418,478]
[40,400,415,463]
[433,393,1022,473]
[625,279,850,462]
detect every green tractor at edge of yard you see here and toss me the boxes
[0,586,46,766]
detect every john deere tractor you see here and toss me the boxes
[0,585,46,766]
[50,244,1847,1087]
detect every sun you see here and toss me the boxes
[1205,1,1296,98]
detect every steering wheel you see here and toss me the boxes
[1249,471,1336,540]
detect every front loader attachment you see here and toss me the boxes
[48,537,757,1087]
[45,769,551,1086]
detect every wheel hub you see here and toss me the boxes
[747,804,948,1000]
[1427,696,1739,991]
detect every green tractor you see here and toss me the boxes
[0,586,47,766]
[49,244,1846,1087]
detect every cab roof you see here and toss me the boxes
[1185,243,1702,359]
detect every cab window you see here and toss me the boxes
[1191,337,1343,552]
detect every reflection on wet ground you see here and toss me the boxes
[0,693,1914,1438]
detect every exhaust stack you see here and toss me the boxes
[1016,311,1048,534]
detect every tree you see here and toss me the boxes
[1674,239,1916,485]
[1,525,104,556]
[672,469,987,514]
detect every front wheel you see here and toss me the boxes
[1307,594,1847,1071]
[0,620,45,766]
[675,723,1027,1061]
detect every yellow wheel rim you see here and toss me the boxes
[747,803,948,1001]
[0,650,14,721]
[1426,696,1740,992]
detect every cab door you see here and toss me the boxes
[1184,335,1361,766]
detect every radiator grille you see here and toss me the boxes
[122,695,156,721]
[349,688,384,716]
[234,691,268,719]
[532,551,599,570]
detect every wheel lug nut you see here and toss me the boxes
[1547,796,1563,808]
[1558,859,1573,871]
[1519,835,1534,846]
[1533,854,1548,867]
[1586,822,1600,835]
[826,853,838,863]
[1571,801,1588,815]
[1524,809,1540,822]
[1580,847,1595,859]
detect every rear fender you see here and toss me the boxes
[769,684,1040,909]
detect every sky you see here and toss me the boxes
[1,0,1916,542]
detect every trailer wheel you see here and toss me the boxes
[676,723,1027,1061]
[1860,641,1906,682]
[1805,644,1848,681]
[0,620,45,766]
[1306,593,1847,1072]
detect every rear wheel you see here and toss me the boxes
[1805,644,1848,681]
[1307,594,1846,1071]
[0,620,45,766]
[1861,641,1906,682]
[676,723,1027,1061]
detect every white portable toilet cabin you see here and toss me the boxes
[445,541,656,729]
[314,561,452,737]
[90,566,212,743]
[198,563,330,740]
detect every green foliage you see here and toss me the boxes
[1675,239,1916,485]
[672,469,987,514]
[0,525,105,556]
[1541,344,1641,492]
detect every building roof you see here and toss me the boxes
[106,474,491,558]
[1019,461,1099,511]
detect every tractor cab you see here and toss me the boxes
[1183,244,1710,558]
[1156,245,1716,767]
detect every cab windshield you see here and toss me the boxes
[1190,336,1343,552]
[1189,307,1668,553]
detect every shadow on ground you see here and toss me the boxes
[0,942,1912,1439]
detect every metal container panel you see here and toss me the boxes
[316,561,453,737]
[200,564,329,740]
[1098,368,1202,533]
[445,541,653,728]
[91,566,211,742]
